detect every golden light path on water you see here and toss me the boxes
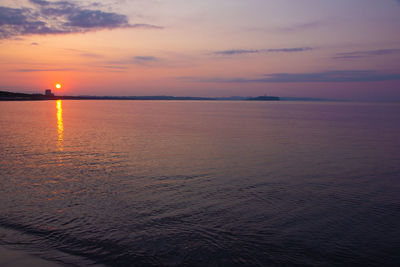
[56,100,63,151]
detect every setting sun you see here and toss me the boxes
[55,83,61,89]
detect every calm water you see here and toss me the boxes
[0,100,399,266]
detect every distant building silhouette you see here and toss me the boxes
[45,89,54,96]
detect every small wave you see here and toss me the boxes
[0,218,159,266]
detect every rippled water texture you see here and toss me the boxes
[0,100,399,266]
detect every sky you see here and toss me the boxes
[0,0,400,100]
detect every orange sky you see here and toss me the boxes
[1,0,400,100]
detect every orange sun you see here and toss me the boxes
[55,83,62,89]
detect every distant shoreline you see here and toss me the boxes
[0,91,280,101]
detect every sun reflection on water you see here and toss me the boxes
[56,100,64,151]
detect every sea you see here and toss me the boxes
[0,100,399,266]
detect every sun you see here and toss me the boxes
[55,83,62,89]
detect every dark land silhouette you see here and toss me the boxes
[0,91,280,101]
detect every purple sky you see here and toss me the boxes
[0,0,400,100]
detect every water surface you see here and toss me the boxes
[0,100,399,266]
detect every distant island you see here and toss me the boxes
[247,96,280,101]
[0,91,280,101]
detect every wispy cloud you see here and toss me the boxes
[245,20,323,33]
[179,70,400,83]
[63,48,104,58]
[267,47,313,53]
[0,0,163,39]
[213,49,260,56]
[277,21,322,32]
[131,24,164,30]
[13,68,75,72]
[107,56,161,66]
[133,56,158,61]
[333,49,400,59]
[100,65,128,70]
[213,47,313,56]
[132,56,160,65]
[80,52,103,58]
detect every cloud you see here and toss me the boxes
[131,24,164,30]
[30,0,49,6]
[213,47,313,56]
[79,52,103,58]
[133,56,158,61]
[0,1,162,39]
[13,68,75,72]
[277,21,322,32]
[93,65,128,73]
[63,48,104,58]
[245,20,323,33]
[13,66,126,73]
[333,49,400,59]
[267,47,313,53]
[214,49,260,56]
[179,70,400,83]
[64,10,129,28]
[107,56,160,66]
[100,65,128,70]
[131,56,160,65]
[30,42,39,45]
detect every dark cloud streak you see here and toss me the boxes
[214,49,259,55]
[179,70,400,83]
[131,56,160,65]
[29,0,49,6]
[131,24,164,29]
[214,47,313,56]
[13,68,75,72]
[134,56,158,61]
[333,49,400,59]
